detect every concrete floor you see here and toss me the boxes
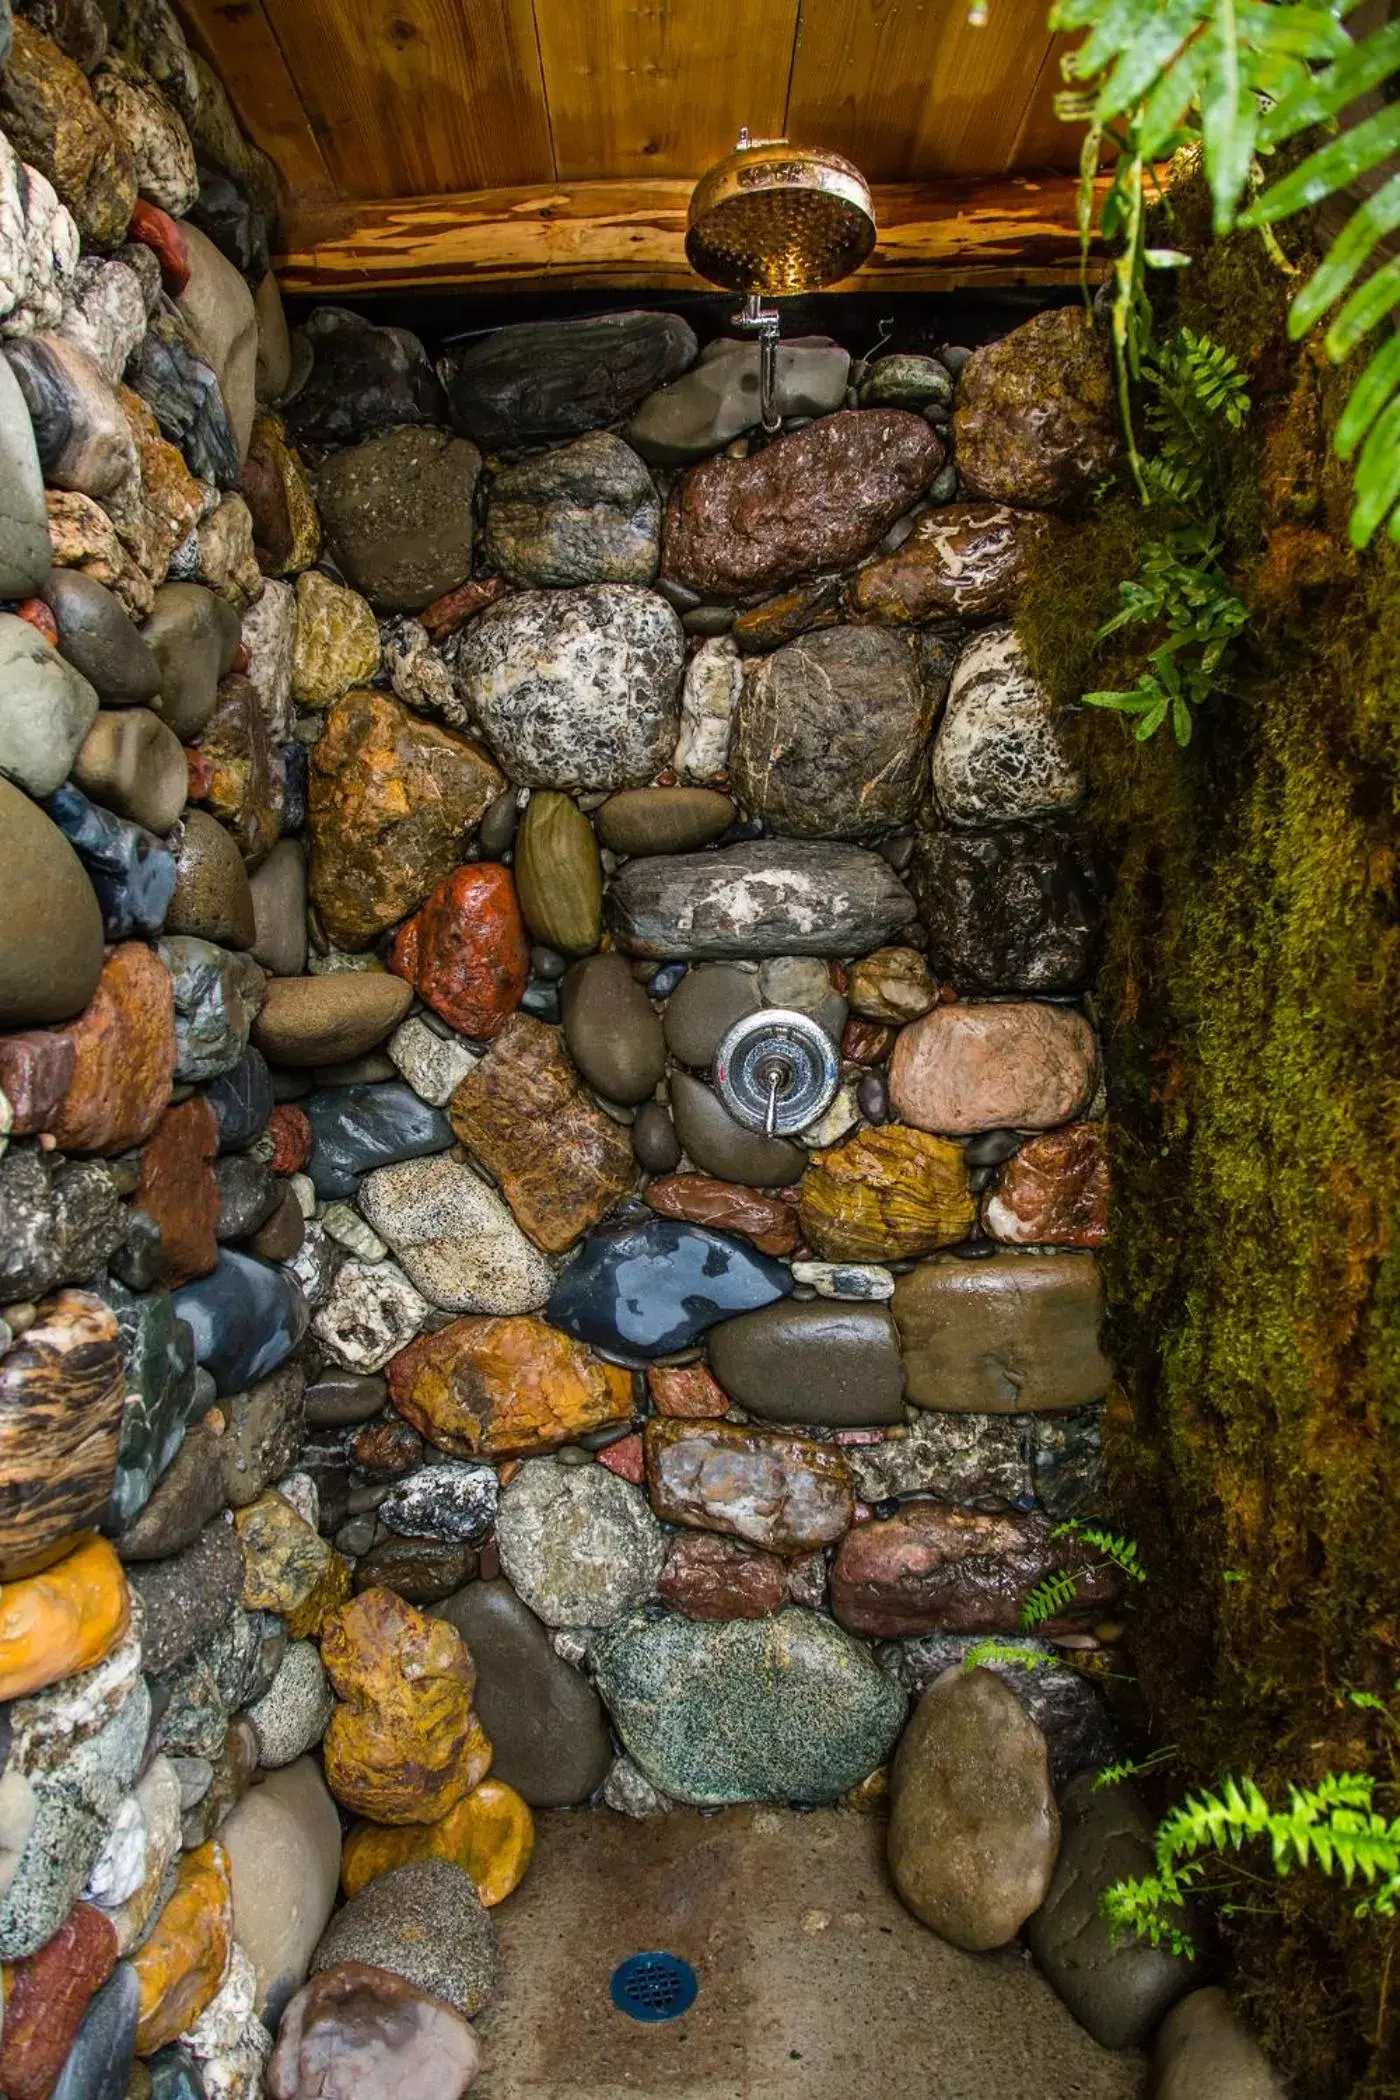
[475,1806,1147,2100]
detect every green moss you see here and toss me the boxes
[1016,214,1400,2095]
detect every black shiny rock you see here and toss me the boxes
[912,818,1102,994]
[546,1213,791,1360]
[442,310,697,449]
[45,783,176,939]
[172,1247,309,1395]
[280,738,307,833]
[285,306,446,448]
[304,1081,454,1200]
[125,311,240,488]
[213,1153,281,1240]
[204,1045,274,1152]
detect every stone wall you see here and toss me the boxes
[0,4,1265,2094]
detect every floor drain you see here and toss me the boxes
[609,1951,698,2022]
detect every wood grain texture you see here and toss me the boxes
[276,173,1109,293]
[535,0,801,181]
[785,0,1059,180]
[173,0,337,203]
[258,0,555,198]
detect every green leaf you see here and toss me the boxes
[1197,0,1258,232]
[1326,257,1400,360]
[1349,396,1400,546]
[1093,0,1212,118]
[1260,15,1400,145]
[1336,332,1400,458]
[1077,0,1168,78]
[1244,103,1400,226]
[1288,171,1400,334]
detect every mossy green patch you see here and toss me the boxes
[1016,194,1400,2097]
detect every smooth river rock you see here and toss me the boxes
[831,1503,1116,1637]
[0,608,99,796]
[645,1418,854,1555]
[889,1000,1098,1135]
[305,1083,454,1201]
[608,839,916,959]
[561,953,665,1105]
[668,1071,806,1188]
[0,355,53,599]
[545,1212,791,1359]
[313,428,482,612]
[591,1606,906,1806]
[1152,1989,1284,2100]
[0,779,105,1026]
[42,567,159,701]
[891,1251,1111,1413]
[888,1666,1059,1950]
[951,307,1117,510]
[483,431,659,588]
[454,584,683,792]
[268,1962,481,2100]
[442,310,697,448]
[706,1298,904,1427]
[312,1859,500,2017]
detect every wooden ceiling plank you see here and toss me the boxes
[786,0,1064,182]
[174,0,337,202]
[258,0,556,199]
[533,0,802,183]
[1011,31,1086,169]
[275,171,1108,292]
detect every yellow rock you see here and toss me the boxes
[321,1586,492,1826]
[798,1124,976,1261]
[0,1536,130,1701]
[131,1841,232,2054]
[292,570,381,706]
[234,1490,350,1638]
[340,1776,534,1907]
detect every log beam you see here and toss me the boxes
[275,173,1106,295]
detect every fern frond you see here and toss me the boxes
[1052,1521,1150,1583]
[961,1640,1057,1672]
[1019,1569,1081,1631]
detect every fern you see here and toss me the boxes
[1047,0,1400,545]
[961,1639,1057,1672]
[1020,1568,1081,1631]
[1052,1521,1150,1584]
[1103,1772,1400,1956]
[1019,1520,1149,1629]
[1094,1745,1181,1788]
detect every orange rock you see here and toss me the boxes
[388,862,530,1040]
[134,1094,220,1286]
[46,944,176,1154]
[340,1778,534,1907]
[234,1490,350,1639]
[321,1587,492,1826]
[798,1124,975,1261]
[385,1315,632,1459]
[131,1840,233,2054]
[265,1102,313,1173]
[646,1362,729,1419]
[0,1535,130,1700]
[645,1174,800,1256]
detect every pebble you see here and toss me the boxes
[830,1503,1116,1637]
[312,427,481,611]
[595,786,735,856]
[646,1417,854,1553]
[455,583,683,791]
[142,583,242,741]
[561,952,665,1104]
[219,1756,340,2025]
[592,1605,905,1806]
[674,633,740,780]
[48,1961,140,2100]
[0,1287,125,1575]
[931,627,1083,826]
[0,355,54,599]
[251,974,412,1069]
[42,567,159,701]
[430,1579,613,1807]
[3,331,135,499]
[46,782,177,940]
[892,1250,1111,1413]
[512,790,602,955]
[889,1000,1098,1135]
[380,1463,499,1544]
[165,809,256,947]
[662,961,760,1066]
[846,1413,1029,1510]
[313,1857,500,2016]
[359,1154,556,1314]
[171,1246,306,1394]
[790,1259,895,1300]
[484,430,659,587]
[129,1838,232,2054]
[631,1099,680,1173]
[320,1586,486,1824]
[312,1257,429,1374]
[0,606,99,795]
[546,1212,791,1358]
[669,1070,806,1187]
[442,309,696,447]
[887,1666,1059,1950]
[268,1961,481,2100]
[157,936,265,1086]
[708,1299,904,1426]
[304,1082,453,1200]
[645,1172,799,1255]
[608,838,916,959]
[205,1046,274,1151]
[496,1455,664,1628]
[0,1899,117,2100]
[386,1014,479,1107]
[849,501,1052,623]
[351,1535,478,1605]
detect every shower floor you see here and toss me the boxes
[474,1805,1147,2099]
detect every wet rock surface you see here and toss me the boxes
[608,839,916,958]
[892,1251,1112,1413]
[546,1212,791,1358]
[442,310,696,447]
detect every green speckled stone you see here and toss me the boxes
[590,1605,905,1806]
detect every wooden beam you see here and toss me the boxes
[276,172,1106,294]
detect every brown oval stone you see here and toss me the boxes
[513,792,602,956]
[252,973,414,1068]
[644,1417,854,1555]
[134,1093,221,1286]
[706,1299,905,1428]
[388,863,530,1041]
[386,1314,633,1458]
[951,307,1118,510]
[888,1001,1099,1136]
[661,410,944,601]
[594,787,735,856]
[891,1250,1111,1413]
[830,1503,1118,1638]
[984,1122,1110,1248]
[798,1124,974,1262]
[645,1173,799,1256]
[659,1531,787,1620]
[847,503,1054,623]
[47,942,177,1154]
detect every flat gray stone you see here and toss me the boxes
[442,310,697,448]
[668,1071,806,1187]
[496,1455,664,1629]
[42,567,160,701]
[627,336,851,464]
[608,839,917,959]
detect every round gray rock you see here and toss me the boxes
[312,1859,501,2016]
[42,568,161,702]
[496,1455,665,1628]
[0,778,104,1027]
[483,432,659,588]
[313,427,482,612]
[454,584,683,791]
[669,1070,805,1187]
[661,962,760,1067]
[0,355,51,598]
[0,610,100,796]
[561,952,665,1105]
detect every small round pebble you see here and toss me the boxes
[632,1100,681,1174]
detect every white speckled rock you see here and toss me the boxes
[790,1260,895,1301]
[930,626,1083,826]
[380,614,467,726]
[0,135,81,341]
[246,1641,334,1767]
[57,256,146,384]
[675,632,740,782]
[0,610,99,792]
[387,1014,480,1107]
[608,839,917,960]
[91,52,198,215]
[90,1751,182,1954]
[380,1462,499,1544]
[497,1455,665,1628]
[312,1255,430,1372]
[454,583,683,791]
[359,1154,555,1314]
[240,575,296,742]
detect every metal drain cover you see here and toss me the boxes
[713,1007,840,1137]
[609,1951,699,2022]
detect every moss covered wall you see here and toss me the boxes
[1016,208,1400,2096]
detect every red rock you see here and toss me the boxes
[185,747,215,801]
[349,1418,424,1478]
[888,1002,1099,1137]
[0,1031,76,1134]
[0,1901,117,2100]
[128,198,190,295]
[984,1122,1110,1248]
[13,598,58,645]
[846,504,1054,623]
[388,863,529,1040]
[841,1016,897,1065]
[644,1418,854,1555]
[266,1102,313,1174]
[420,574,511,641]
[646,1362,728,1419]
[596,1432,645,1484]
[644,1174,800,1257]
[134,1095,220,1286]
[659,1531,787,1619]
[232,642,251,674]
[661,410,944,601]
[47,943,177,1154]
[830,1503,1119,1638]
